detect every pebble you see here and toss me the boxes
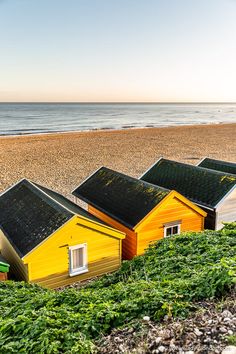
[194,328,203,336]
[118,344,125,352]
[155,337,162,344]
[143,316,150,321]
[221,346,236,354]
[159,329,171,339]
[158,346,166,352]
[222,310,233,318]
[220,326,228,333]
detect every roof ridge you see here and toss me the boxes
[160,158,236,178]
[101,166,170,193]
[30,181,76,216]
[25,180,75,217]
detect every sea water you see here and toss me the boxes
[0,102,235,136]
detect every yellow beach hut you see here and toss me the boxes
[0,179,125,288]
[72,167,207,260]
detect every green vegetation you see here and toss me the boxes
[0,224,235,353]
[226,334,236,345]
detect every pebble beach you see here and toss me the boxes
[1,123,236,197]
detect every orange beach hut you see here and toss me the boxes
[72,167,206,260]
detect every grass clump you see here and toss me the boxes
[0,223,235,353]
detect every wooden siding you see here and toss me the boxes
[215,187,236,230]
[89,193,205,259]
[22,215,123,288]
[0,230,28,281]
[88,206,136,259]
[135,195,204,256]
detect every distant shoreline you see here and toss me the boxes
[1,123,236,198]
[1,102,235,136]
[0,121,234,138]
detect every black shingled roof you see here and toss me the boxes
[72,167,170,229]
[140,158,236,209]
[0,179,108,258]
[198,158,236,175]
[32,182,109,227]
[0,180,73,257]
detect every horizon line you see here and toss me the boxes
[0,101,236,104]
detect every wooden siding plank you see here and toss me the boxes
[88,206,137,259]
[23,217,121,288]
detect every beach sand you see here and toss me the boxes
[1,123,236,198]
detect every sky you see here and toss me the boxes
[0,0,236,102]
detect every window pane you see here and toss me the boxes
[166,227,172,236]
[172,226,178,234]
[72,247,84,269]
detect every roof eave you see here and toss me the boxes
[196,157,207,166]
[74,195,135,230]
[214,184,236,210]
[71,166,104,195]
[139,156,163,179]
[22,216,74,261]
[76,214,126,239]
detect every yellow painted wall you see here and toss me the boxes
[88,206,136,259]
[135,195,204,255]
[21,215,123,288]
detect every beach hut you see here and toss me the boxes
[140,158,236,230]
[0,254,10,281]
[72,167,206,260]
[197,157,236,175]
[0,179,125,289]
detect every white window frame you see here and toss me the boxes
[164,224,181,238]
[69,243,88,276]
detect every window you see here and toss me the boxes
[69,244,88,276]
[164,223,181,237]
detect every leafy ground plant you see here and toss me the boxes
[0,223,235,353]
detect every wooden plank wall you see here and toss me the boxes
[23,216,122,288]
[88,206,137,259]
[136,196,204,255]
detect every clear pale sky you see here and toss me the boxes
[1,0,236,102]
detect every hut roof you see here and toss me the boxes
[72,167,170,229]
[198,158,236,175]
[140,158,236,209]
[0,179,108,258]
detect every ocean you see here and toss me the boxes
[0,103,235,136]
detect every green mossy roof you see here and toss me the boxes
[73,167,170,229]
[198,158,236,175]
[141,159,236,209]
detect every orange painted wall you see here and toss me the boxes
[88,206,137,259]
[135,196,204,255]
[88,194,205,260]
